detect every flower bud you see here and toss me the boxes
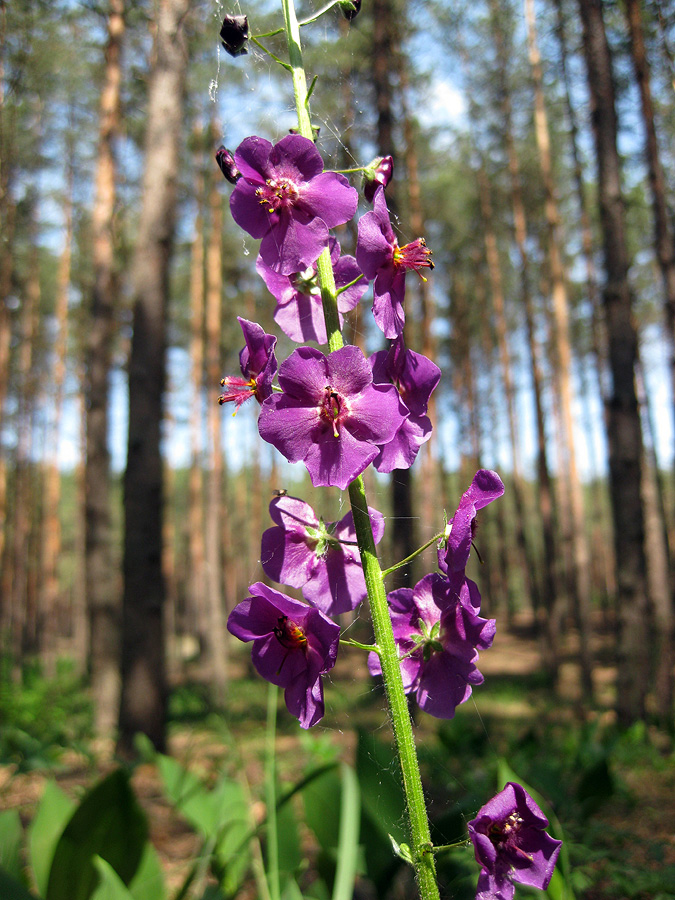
[220,14,249,57]
[340,0,362,20]
[363,155,394,202]
[215,145,241,184]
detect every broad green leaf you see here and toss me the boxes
[129,842,165,900]
[28,781,76,897]
[90,857,134,900]
[332,763,360,900]
[0,867,38,900]
[46,769,148,900]
[0,809,23,881]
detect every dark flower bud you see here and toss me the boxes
[363,155,394,202]
[220,14,249,57]
[215,145,241,184]
[340,0,362,20]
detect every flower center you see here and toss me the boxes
[320,387,343,437]
[489,812,524,848]
[218,375,258,410]
[292,266,321,297]
[273,615,308,651]
[392,238,434,276]
[256,177,300,214]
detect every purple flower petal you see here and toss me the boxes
[439,470,505,574]
[259,345,407,490]
[227,582,339,729]
[468,783,562,899]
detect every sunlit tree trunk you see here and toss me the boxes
[578,0,650,725]
[554,0,615,614]
[86,0,124,739]
[204,125,228,704]
[118,0,190,754]
[524,0,593,694]
[40,163,73,675]
[476,164,538,618]
[624,0,675,527]
[187,135,207,653]
[371,0,417,588]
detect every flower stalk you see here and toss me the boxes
[279,1,440,895]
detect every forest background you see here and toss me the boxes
[2,0,675,898]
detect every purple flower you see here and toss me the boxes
[258,345,407,490]
[227,582,340,728]
[257,238,367,345]
[369,336,441,472]
[220,14,249,57]
[215,145,241,184]
[218,318,277,410]
[368,572,495,719]
[363,155,394,203]
[438,470,505,575]
[261,495,384,615]
[356,186,433,338]
[230,135,358,276]
[468,782,562,900]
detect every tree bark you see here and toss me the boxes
[118,0,190,754]
[371,0,417,589]
[204,122,228,704]
[41,164,74,675]
[524,0,593,694]
[578,0,650,725]
[86,0,124,740]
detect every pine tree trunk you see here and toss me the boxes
[187,136,207,655]
[476,163,538,617]
[204,128,228,704]
[524,0,593,694]
[488,0,561,674]
[118,0,190,754]
[578,0,650,725]
[86,0,124,740]
[40,171,73,676]
[371,0,417,588]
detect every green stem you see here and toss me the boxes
[381,531,445,579]
[280,3,440,896]
[265,684,280,900]
[340,637,380,654]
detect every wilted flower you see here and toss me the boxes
[215,145,241,184]
[218,318,277,410]
[261,494,384,615]
[356,186,433,338]
[363,155,394,202]
[368,572,495,719]
[467,782,562,900]
[230,134,358,275]
[369,336,441,472]
[256,238,367,344]
[227,582,340,728]
[258,344,407,490]
[438,469,505,575]
[220,14,249,57]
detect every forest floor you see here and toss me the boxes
[2,616,675,898]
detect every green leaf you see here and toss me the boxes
[46,769,149,900]
[332,764,360,900]
[129,842,165,900]
[28,781,76,897]
[0,809,23,881]
[0,867,38,900]
[89,857,135,900]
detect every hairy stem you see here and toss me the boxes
[280,1,440,895]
